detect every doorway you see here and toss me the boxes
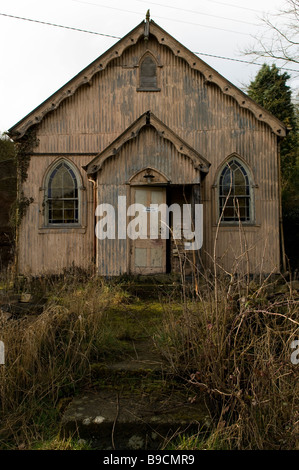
[129,186,167,274]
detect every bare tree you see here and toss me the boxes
[244,0,299,67]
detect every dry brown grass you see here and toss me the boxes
[0,275,129,448]
[0,265,298,450]
[155,272,299,450]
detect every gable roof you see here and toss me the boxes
[83,110,210,176]
[8,18,286,139]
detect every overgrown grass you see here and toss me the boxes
[155,273,299,450]
[0,272,132,449]
[32,436,92,450]
[0,268,298,450]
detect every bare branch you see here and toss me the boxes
[242,0,299,67]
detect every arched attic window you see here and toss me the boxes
[137,54,160,91]
[218,158,254,223]
[46,160,80,225]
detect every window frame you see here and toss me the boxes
[216,157,255,225]
[137,52,161,92]
[42,159,83,229]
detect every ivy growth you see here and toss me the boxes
[9,127,39,231]
[10,192,34,229]
[15,127,39,183]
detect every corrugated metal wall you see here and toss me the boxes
[19,35,280,275]
[96,126,201,275]
[18,155,94,275]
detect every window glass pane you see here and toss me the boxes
[52,210,63,222]
[234,185,247,196]
[230,162,238,172]
[223,207,235,218]
[68,168,77,185]
[239,207,246,219]
[227,197,235,207]
[234,168,245,186]
[52,200,63,210]
[237,198,246,208]
[62,170,74,189]
[223,169,232,187]
[64,209,75,221]
[64,200,75,209]
[47,162,79,224]
[140,56,157,88]
[222,177,232,195]
[219,159,251,222]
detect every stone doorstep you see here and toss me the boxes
[107,359,165,372]
[104,340,168,374]
[61,390,208,450]
[101,337,169,373]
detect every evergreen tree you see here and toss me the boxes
[247,64,299,269]
[0,133,15,162]
[0,133,16,267]
[247,64,298,192]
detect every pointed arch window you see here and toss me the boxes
[137,54,160,91]
[46,161,80,225]
[218,158,253,223]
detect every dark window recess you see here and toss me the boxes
[219,159,251,222]
[139,56,160,90]
[47,162,79,224]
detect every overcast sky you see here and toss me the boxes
[0,0,298,133]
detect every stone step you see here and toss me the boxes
[90,338,168,379]
[61,389,208,450]
[60,306,208,450]
[0,301,45,317]
[125,284,181,300]
[115,274,185,299]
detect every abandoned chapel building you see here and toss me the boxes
[8,17,287,276]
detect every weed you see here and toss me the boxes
[155,271,299,449]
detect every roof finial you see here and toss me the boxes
[144,9,150,41]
